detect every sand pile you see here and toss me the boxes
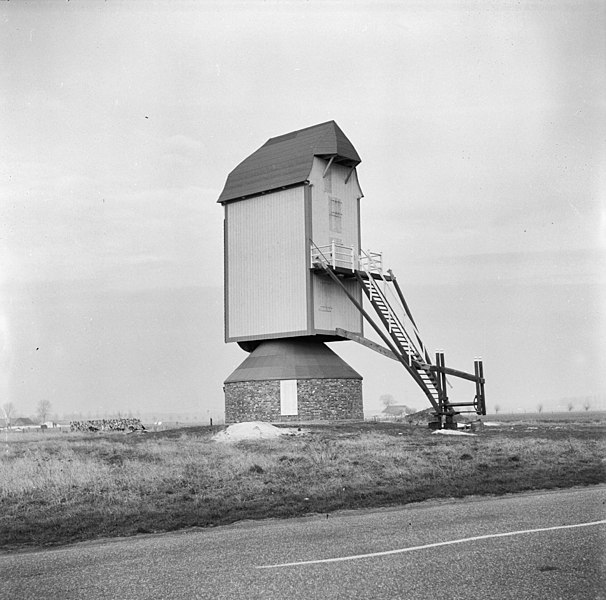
[432,429,476,437]
[213,421,290,442]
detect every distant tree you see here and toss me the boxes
[379,394,396,407]
[36,399,52,423]
[404,405,417,415]
[2,402,16,427]
[583,399,591,411]
[494,404,501,414]
[567,401,574,412]
[537,403,543,414]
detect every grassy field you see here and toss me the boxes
[482,411,605,423]
[1,416,604,552]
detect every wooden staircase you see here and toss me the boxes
[310,241,486,426]
[357,271,442,410]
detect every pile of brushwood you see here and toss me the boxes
[70,418,145,432]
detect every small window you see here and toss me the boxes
[329,196,342,216]
[280,380,298,416]
[329,196,342,233]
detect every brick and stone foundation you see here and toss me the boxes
[225,378,363,423]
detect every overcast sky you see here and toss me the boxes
[1,1,604,420]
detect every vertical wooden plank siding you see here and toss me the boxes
[226,187,307,339]
[330,162,361,257]
[304,184,315,334]
[223,214,229,342]
[312,273,362,332]
[309,157,363,334]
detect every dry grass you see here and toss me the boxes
[1,420,604,551]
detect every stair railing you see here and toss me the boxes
[358,251,426,363]
[359,250,425,356]
[359,248,383,274]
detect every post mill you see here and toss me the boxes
[217,121,485,427]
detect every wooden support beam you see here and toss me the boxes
[428,364,484,384]
[323,156,335,178]
[335,328,399,361]
[389,270,420,330]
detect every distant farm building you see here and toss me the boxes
[9,417,39,430]
[382,405,413,418]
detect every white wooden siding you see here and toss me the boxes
[309,157,362,252]
[226,188,307,340]
[309,157,363,335]
[312,274,362,333]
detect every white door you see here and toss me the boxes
[280,380,298,416]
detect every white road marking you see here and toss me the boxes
[257,519,606,569]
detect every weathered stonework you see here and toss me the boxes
[224,378,363,423]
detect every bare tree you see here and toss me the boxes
[537,403,543,414]
[583,399,591,411]
[379,394,396,407]
[36,399,52,424]
[567,401,574,412]
[2,402,16,428]
[494,404,501,414]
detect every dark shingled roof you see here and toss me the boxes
[224,339,362,383]
[217,120,361,204]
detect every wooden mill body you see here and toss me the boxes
[219,121,364,346]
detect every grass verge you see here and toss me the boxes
[1,420,604,551]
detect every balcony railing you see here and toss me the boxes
[310,241,383,274]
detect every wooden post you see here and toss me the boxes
[437,352,448,407]
[435,351,443,416]
[474,359,480,407]
[478,359,485,414]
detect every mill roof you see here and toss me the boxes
[224,339,362,383]
[217,120,361,204]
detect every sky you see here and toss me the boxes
[1,0,605,421]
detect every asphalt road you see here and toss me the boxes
[2,486,605,600]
